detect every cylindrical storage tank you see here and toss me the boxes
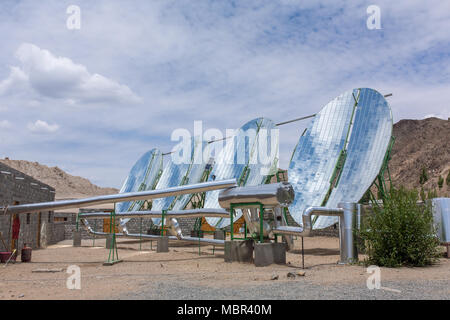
[21,244,32,262]
[218,182,295,209]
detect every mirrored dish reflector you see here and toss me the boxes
[204,117,279,229]
[288,88,392,229]
[152,136,207,224]
[169,138,210,211]
[116,148,163,213]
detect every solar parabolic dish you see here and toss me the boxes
[204,117,279,229]
[116,148,163,213]
[152,136,207,225]
[288,88,393,229]
[170,138,210,211]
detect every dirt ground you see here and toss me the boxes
[0,236,449,300]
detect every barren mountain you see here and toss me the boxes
[0,159,118,199]
[389,117,449,196]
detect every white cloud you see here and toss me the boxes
[0,1,449,187]
[27,120,59,133]
[0,43,140,104]
[0,120,11,129]
[0,66,28,95]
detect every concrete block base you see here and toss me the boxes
[73,230,82,247]
[254,242,286,267]
[214,230,225,240]
[272,242,287,265]
[224,240,253,263]
[157,236,169,253]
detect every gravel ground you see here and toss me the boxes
[119,279,450,300]
[1,236,448,300]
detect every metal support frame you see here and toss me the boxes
[372,135,395,203]
[139,217,142,251]
[161,210,167,236]
[230,202,265,243]
[104,205,122,266]
[93,219,97,247]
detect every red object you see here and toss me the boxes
[0,252,16,263]
[21,244,32,262]
[12,216,20,240]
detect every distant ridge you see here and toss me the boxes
[389,117,449,196]
[0,159,118,200]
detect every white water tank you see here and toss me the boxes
[432,198,450,243]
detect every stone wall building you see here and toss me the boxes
[0,162,65,254]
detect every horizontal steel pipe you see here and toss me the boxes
[1,179,237,215]
[80,219,225,246]
[79,208,230,219]
[218,182,294,209]
[273,206,344,237]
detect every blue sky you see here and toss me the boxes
[0,0,449,188]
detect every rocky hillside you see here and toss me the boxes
[389,117,449,196]
[0,159,118,199]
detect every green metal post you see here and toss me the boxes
[104,205,121,265]
[161,210,166,236]
[244,220,247,240]
[230,204,234,241]
[75,211,80,231]
[139,217,142,251]
[93,219,96,247]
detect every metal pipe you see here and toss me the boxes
[218,182,294,209]
[273,203,358,264]
[79,208,230,219]
[1,179,237,215]
[80,218,225,246]
[275,114,316,126]
[337,202,357,264]
[273,206,344,237]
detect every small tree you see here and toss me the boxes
[420,187,426,202]
[419,167,429,185]
[438,176,444,189]
[446,171,450,186]
[359,187,440,267]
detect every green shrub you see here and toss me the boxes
[438,175,444,189]
[419,168,429,185]
[446,171,450,186]
[359,187,440,267]
[420,187,426,202]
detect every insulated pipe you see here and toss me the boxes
[338,202,357,264]
[79,208,230,219]
[1,179,237,215]
[80,218,225,246]
[273,206,344,237]
[218,182,294,209]
[273,203,358,264]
